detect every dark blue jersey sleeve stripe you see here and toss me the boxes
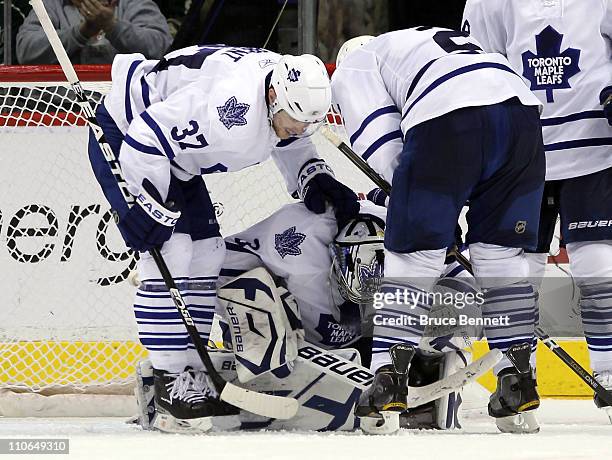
[124,134,164,156]
[140,111,175,159]
[124,60,143,124]
[349,105,399,145]
[362,130,403,160]
[141,76,151,108]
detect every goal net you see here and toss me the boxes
[0,64,374,415]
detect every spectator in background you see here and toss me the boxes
[16,0,172,64]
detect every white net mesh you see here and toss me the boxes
[0,66,372,397]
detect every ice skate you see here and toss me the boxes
[593,371,612,424]
[152,367,239,433]
[489,343,540,433]
[355,344,415,434]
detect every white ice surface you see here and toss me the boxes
[0,400,610,460]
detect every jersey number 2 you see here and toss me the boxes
[171,121,209,150]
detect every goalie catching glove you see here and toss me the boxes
[297,159,359,227]
[117,178,180,251]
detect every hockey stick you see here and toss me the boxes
[321,125,612,403]
[297,339,502,407]
[535,327,612,406]
[29,0,298,420]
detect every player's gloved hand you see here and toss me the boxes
[366,188,389,207]
[600,87,612,126]
[117,178,181,252]
[297,159,359,227]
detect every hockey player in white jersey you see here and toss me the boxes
[462,0,612,421]
[331,29,546,433]
[87,45,360,428]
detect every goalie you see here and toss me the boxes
[135,197,484,433]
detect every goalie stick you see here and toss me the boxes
[321,125,612,405]
[29,0,298,420]
[297,339,502,407]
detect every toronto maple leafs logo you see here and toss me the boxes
[287,68,301,82]
[521,25,580,103]
[358,259,382,294]
[274,226,306,258]
[217,96,250,130]
[315,313,358,347]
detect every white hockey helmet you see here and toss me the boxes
[329,214,385,304]
[270,54,331,124]
[335,35,374,67]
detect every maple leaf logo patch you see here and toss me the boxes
[357,259,383,295]
[287,68,301,82]
[217,96,250,130]
[521,25,580,103]
[274,226,306,258]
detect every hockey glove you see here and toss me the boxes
[366,188,389,207]
[600,87,612,126]
[297,159,359,227]
[117,178,181,252]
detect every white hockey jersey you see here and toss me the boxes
[331,28,542,184]
[103,45,318,200]
[462,0,612,180]
[219,201,386,348]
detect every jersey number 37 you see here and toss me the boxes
[171,120,209,150]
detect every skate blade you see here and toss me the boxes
[359,411,400,435]
[495,411,540,434]
[152,412,214,434]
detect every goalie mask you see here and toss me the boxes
[270,54,331,136]
[330,214,385,304]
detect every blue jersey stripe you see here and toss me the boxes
[349,105,399,145]
[124,134,164,156]
[140,77,151,108]
[545,137,612,152]
[125,60,143,124]
[405,58,438,102]
[541,110,605,126]
[402,62,518,121]
[362,130,403,161]
[141,111,175,159]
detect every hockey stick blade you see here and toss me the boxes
[297,340,501,407]
[220,382,299,420]
[407,348,502,407]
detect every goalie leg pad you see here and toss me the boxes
[217,267,304,382]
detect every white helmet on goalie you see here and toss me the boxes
[336,35,375,67]
[270,54,332,124]
[329,214,385,304]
